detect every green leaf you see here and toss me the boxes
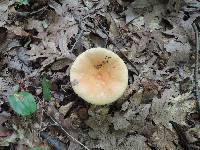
[8,92,36,116]
[16,0,29,5]
[31,147,46,150]
[42,77,52,101]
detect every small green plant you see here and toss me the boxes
[16,0,28,5]
[8,77,52,116]
[42,77,52,101]
[8,92,36,116]
[31,147,47,150]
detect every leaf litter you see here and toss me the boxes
[0,0,200,149]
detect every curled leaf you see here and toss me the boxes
[42,77,52,101]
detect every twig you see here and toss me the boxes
[69,2,105,53]
[70,29,84,53]
[29,6,48,16]
[17,6,48,17]
[43,109,90,150]
[97,23,139,75]
[93,4,139,75]
[192,22,200,115]
[111,41,139,76]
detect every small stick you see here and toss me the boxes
[97,23,139,75]
[70,29,84,53]
[192,22,200,115]
[69,2,105,53]
[43,109,90,150]
[29,6,48,16]
[111,41,139,76]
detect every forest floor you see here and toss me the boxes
[0,0,200,149]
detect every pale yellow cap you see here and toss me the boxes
[70,47,128,105]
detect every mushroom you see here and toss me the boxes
[70,47,128,105]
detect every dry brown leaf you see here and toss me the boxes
[151,90,194,129]
[59,101,74,116]
[150,126,178,150]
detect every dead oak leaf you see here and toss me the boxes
[0,111,12,137]
[150,125,178,150]
[0,126,12,137]
[164,39,191,53]
[151,90,194,129]
[0,75,17,98]
[0,0,12,27]
[28,42,75,70]
[51,58,73,71]
[0,111,10,125]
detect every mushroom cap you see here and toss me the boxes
[70,48,128,105]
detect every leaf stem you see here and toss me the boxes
[43,109,90,150]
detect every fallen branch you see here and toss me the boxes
[97,23,139,76]
[43,109,90,150]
